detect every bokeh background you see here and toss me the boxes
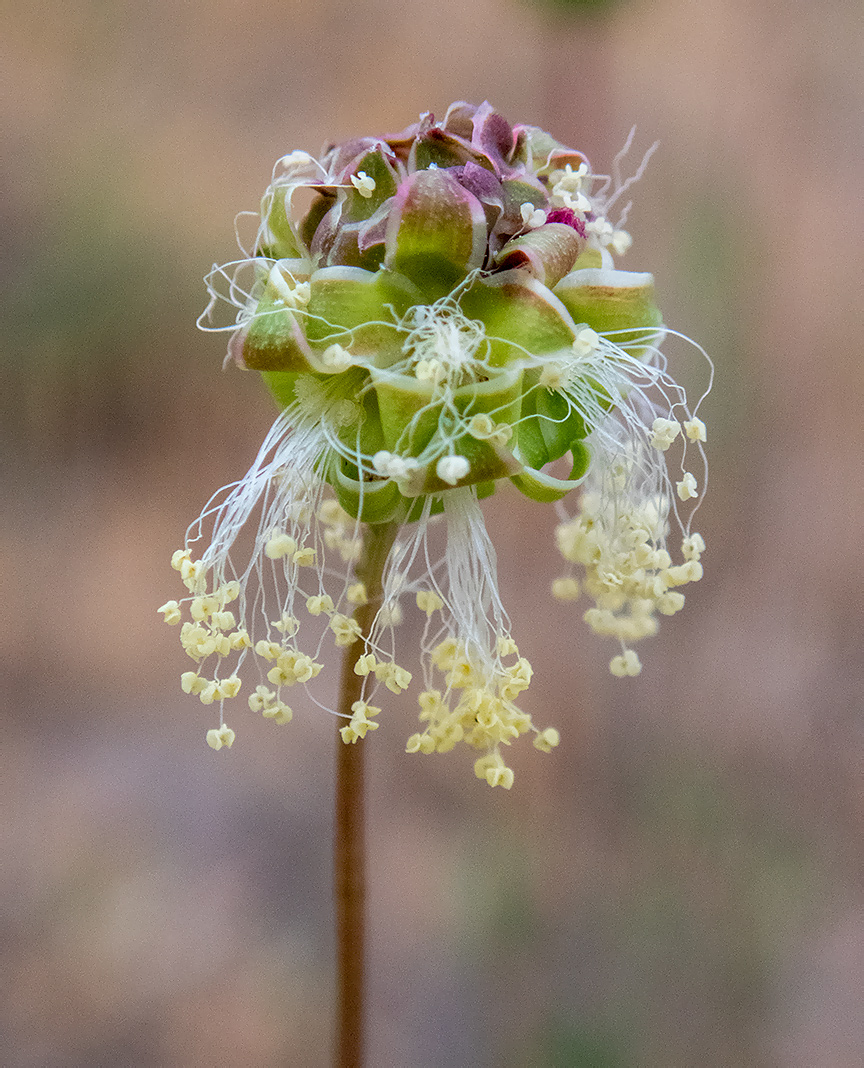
[2,0,862,1064]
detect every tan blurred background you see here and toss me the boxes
[2,0,862,1064]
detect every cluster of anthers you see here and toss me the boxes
[160,102,711,787]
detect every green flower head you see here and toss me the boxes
[162,103,711,785]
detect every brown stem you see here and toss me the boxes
[333,520,399,1068]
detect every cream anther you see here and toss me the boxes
[306,594,334,616]
[265,532,297,559]
[609,650,642,677]
[330,613,362,647]
[416,590,444,616]
[650,418,681,451]
[572,326,601,358]
[350,171,376,198]
[372,451,419,483]
[346,582,368,606]
[551,577,581,601]
[520,203,547,229]
[158,600,182,625]
[321,343,354,371]
[436,455,469,486]
[206,725,235,751]
[684,417,707,442]
[676,472,698,501]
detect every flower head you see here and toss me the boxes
[169,103,711,785]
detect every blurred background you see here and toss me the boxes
[2,0,862,1063]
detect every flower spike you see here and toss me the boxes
[171,103,711,785]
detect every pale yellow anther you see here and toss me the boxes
[610,229,633,256]
[609,650,642,677]
[203,595,222,615]
[418,689,445,718]
[346,582,368,606]
[212,611,236,631]
[267,664,289,686]
[498,658,533,701]
[350,170,376,197]
[181,671,206,695]
[552,161,589,190]
[539,361,568,390]
[650,418,681,451]
[372,450,419,482]
[467,413,495,438]
[405,733,426,754]
[321,343,354,371]
[520,202,547,229]
[293,547,316,567]
[181,560,208,593]
[292,653,322,684]
[340,702,380,744]
[551,577,581,601]
[199,682,220,705]
[267,650,321,687]
[533,727,560,753]
[265,533,297,560]
[676,472,698,501]
[171,549,191,571]
[272,615,298,635]
[587,216,614,242]
[684,417,707,442]
[486,764,514,789]
[330,613,362,647]
[354,653,377,677]
[683,560,703,582]
[158,600,182,625]
[496,636,519,657]
[190,598,209,622]
[653,549,673,571]
[682,533,705,561]
[555,182,592,213]
[657,591,685,615]
[218,675,242,699]
[572,326,600,358]
[181,622,218,661]
[375,661,412,694]
[248,685,275,713]
[338,537,363,562]
[663,564,691,588]
[416,590,444,616]
[317,499,347,526]
[254,639,282,660]
[206,724,235,751]
[220,581,241,604]
[214,635,231,657]
[379,603,403,627]
[414,358,445,385]
[263,701,293,725]
[476,706,501,732]
[352,700,379,728]
[436,454,469,486]
[306,594,334,616]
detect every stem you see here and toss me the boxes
[333,520,399,1068]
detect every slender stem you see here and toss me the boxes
[334,520,399,1068]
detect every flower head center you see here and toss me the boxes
[398,297,487,388]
